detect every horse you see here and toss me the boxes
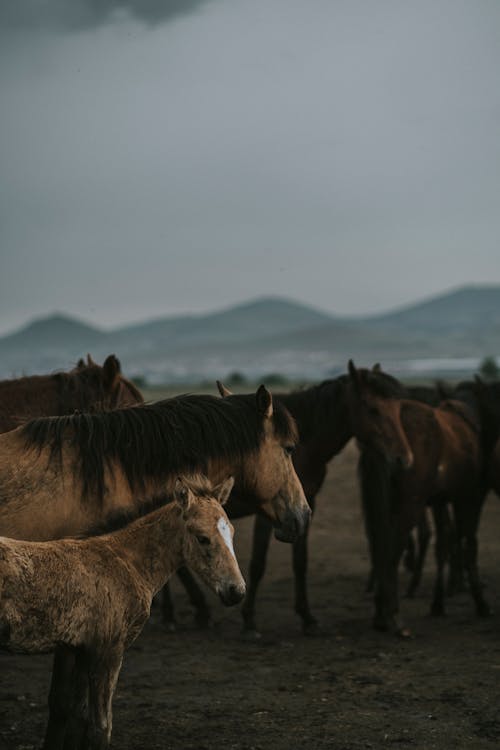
[0,385,309,745]
[0,385,310,543]
[161,375,353,635]
[0,474,245,750]
[349,361,487,636]
[0,354,143,432]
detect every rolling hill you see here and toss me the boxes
[0,285,498,382]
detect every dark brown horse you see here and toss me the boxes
[0,354,142,432]
[349,362,487,636]
[162,375,355,634]
[164,368,411,637]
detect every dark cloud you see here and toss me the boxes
[0,0,212,31]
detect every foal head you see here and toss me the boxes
[347,361,414,469]
[174,475,246,606]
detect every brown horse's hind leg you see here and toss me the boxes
[86,648,123,750]
[293,495,319,635]
[241,514,273,636]
[161,582,177,631]
[406,510,431,598]
[430,503,448,616]
[461,496,490,617]
[42,645,76,750]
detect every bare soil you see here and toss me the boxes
[2,440,500,750]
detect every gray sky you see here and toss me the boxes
[1,0,500,334]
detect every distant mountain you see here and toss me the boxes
[366,285,500,333]
[0,286,499,381]
[0,313,105,350]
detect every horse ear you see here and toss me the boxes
[216,380,232,398]
[212,476,235,506]
[372,362,382,373]
[256,385,273,419]
[76,358,85,369]
[348,359,361,390]
[87,354,96,366]
[174,478,192,512]
[103,355,121,388]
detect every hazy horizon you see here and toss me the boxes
[2,1,500,335]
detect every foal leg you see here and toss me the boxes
[63,648,90,750]
[42,645,76,750]
[86,649,123,750]
[161,582,177,631]
[241,514,273,636]
[293,495,318,634]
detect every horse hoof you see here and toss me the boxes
[302,620,321,637]
[430,604,445,617]
[195,613,212,629]
[477,603,491,618]
[241,628,262,641]
[372,616,389,632]
[397,626,413,639]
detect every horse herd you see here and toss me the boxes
[0,354,499,749]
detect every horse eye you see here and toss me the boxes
[368,406,380,417]
[196,535,211,546]
[284,445,295,456]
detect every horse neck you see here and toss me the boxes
[0,377,57,423]
[280,383,352,461]
[112,503,185,596]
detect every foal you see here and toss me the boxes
[0,474,244,750]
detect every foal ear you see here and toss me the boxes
[256,384,273,419]
[216,380,232,398]
[173,478,192,512]
[103,355,121,389]
[372,362,382,373]
[212,476,235,506]
[87,353,96,366]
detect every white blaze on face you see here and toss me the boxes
[217,516,235,559]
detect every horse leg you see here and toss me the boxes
[241,514,273,636]
[446,505,465,595]
[293,495,318,635]
[86,648,123,750]
[177,566,211,627]
[430,502,448,615]
[63,648,90,750]
[161,582,177,631]
[42,645,76,750]
[406,509,431,598]
[460,494,490,617]
[403,531,416,574]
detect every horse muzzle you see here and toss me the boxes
[218,582,246,606]
[273,505,311,543]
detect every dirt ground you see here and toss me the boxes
[2,440,500,750]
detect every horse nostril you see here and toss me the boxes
[220,584,245,606]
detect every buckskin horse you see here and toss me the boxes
[0,385,309,747]
[0,354,142,432]
[0,475,245,750]
[349,362,487,636]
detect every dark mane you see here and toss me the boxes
[276,376,350,440]
[22,393,296,505]
[359,369,406,399]
[55,364,143,413]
